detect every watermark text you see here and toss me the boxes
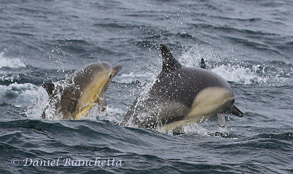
[11,157,123,167]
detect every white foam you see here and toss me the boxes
[0,83,45,109]
[87,105,125,123]
[0,74,21,82]
[181,123,209,136]
[211,64,268,84]
[24,86,49,119]
[156,122,209,135]
[0,52,26,68]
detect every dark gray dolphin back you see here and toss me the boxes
[150,67,233,108]
[154,44,232,107]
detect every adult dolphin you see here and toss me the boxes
[42,62,122,120]
[122,45,242,132]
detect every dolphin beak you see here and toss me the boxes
[112,65,122,77]
[231,105,243,117]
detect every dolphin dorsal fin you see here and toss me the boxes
[200,58,206,69]
[160,44,182,73]
[42,82,55,96]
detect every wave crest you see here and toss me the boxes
[0,52,26,69]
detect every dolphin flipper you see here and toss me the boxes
[98,93,107,111]
[218,114,226,128]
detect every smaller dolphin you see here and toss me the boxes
[42,62,122,120]
[122,45,242,132]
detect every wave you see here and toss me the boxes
[0,74,21,84]
[0,52,26,69]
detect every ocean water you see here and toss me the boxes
[0,0,292,173]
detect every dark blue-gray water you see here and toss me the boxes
[1,0,293,173]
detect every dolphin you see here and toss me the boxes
[122,45,242,132]
[42,62,122,120]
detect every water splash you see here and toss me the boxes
[179,45,267,85]
[39,81,73,120]
[0,83,42,108]
[0,74,21,83]
[87,105,125,124]
[121,73,158,127]
[180,44,225,67]
[211,64,268,84]
[179,45,290,86]
[156,122,209,136]
[0,52,26,69]
[181,123,209,136]
[24,86,49,118]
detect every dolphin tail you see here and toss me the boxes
[231,105,243,117]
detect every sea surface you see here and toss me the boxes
[0,0,293,173]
